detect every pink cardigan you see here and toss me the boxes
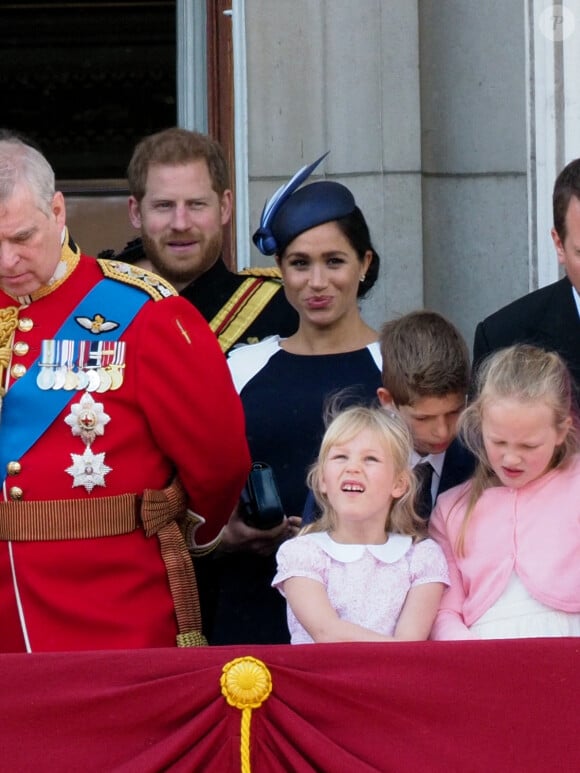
[428,455,580,640]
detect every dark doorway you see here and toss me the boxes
[0,0,176,182]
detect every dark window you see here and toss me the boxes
[0,0,176,181]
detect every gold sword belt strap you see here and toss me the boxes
[0,478,187,541]
[0,479,205,644]
[0,494,139,541]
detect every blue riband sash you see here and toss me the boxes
[0,279,148,486]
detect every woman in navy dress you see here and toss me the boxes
[208,155,383,644]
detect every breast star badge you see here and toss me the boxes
[66,448,112,493]
[64,392,112,492]
[64,392,110,445]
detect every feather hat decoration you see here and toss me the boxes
[252,152,358,257]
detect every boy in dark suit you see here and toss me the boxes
[377,310,474,519]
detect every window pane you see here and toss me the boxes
[0,0,176,180]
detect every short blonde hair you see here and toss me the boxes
[305,405,426,540]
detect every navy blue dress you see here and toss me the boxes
[206,338,382,645]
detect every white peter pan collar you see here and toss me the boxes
[305,531,412,564]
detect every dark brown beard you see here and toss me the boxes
[141,230,223,285]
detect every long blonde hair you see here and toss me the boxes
[455,344,580,555]
[304,405,426,540]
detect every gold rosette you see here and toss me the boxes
[221,657,272,772]
[221,656,272,708]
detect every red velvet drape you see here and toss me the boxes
[1,639,578,772]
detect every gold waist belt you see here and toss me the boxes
[0,493,139,541]
[0,479,205,646]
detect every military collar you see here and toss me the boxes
[13,229,81,304]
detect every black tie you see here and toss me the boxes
[415,462,434,520]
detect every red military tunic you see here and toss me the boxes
[0,246,250,652]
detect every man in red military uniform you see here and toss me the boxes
[0,132,250,652]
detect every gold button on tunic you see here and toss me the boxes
[6,461,22,476]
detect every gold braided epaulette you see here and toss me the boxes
[97,259,177,301]
[238,266,282,281]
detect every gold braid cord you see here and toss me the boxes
[98,259,177,301]
[139,480,207,646]
[211,279,281,354]
[238,266,283,280]
[0,307,19,397]
[220,657,273,773]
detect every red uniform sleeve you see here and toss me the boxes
[133,295,250,542]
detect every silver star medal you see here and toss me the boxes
[66,448,112,493]
[64,392,112,491]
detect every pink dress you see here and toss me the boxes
[273,532,449,644]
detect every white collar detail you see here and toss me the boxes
[227,335,282,392]
[305,531,413,564]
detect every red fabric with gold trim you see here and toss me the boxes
[0,640,577,771]
[0,255,250,652]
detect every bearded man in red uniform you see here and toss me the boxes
[0,133,250,652]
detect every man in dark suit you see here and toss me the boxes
[473,158,580,390]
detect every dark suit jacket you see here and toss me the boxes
[438,437,475,497]
[472,276,580,390]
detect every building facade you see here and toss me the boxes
[8,0,578,348]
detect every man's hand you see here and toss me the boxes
[218,506,302,557]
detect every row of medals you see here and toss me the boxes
[37,365,124,392]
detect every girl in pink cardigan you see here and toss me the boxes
[429,344,580,639]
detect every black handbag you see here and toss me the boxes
[240,462,285,530]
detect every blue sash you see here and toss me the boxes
[0,279,148,485]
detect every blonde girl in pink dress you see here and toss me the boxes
[272,405,449,644]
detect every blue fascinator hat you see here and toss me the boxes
[252,152,356,256]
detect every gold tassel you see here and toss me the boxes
[221,657,273,773]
